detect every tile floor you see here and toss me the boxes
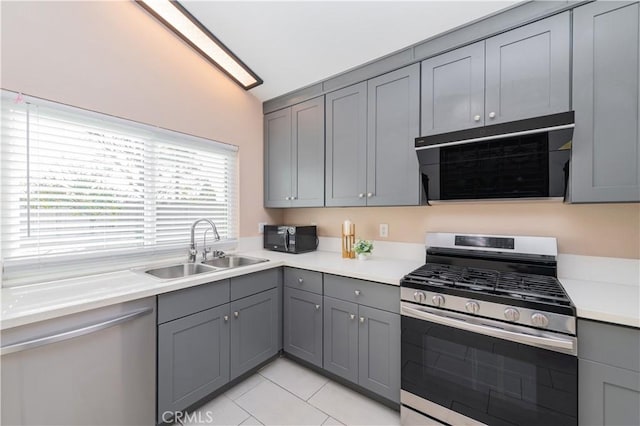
[178,356,400,426]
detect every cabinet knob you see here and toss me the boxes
[359,317,365,324]
[473,115,481,122]
[285,196,290,200]
[350,314,356,320]
[224,315,229,322]
[366,192,373,198]
[354,290,361,296]
[234,311,239,318]
[315,304,321,310]
[358,193,364,198]
[291,196,296,200]
[489,112,496,119]
[298,278,304,284]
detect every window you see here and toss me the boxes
[1,90,238,284]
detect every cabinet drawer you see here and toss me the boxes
[324,274,399,313]
[158,280,230,324]
[284,267,323,294]
[230,268,281,301]
[578,319,640,372]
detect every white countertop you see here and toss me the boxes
[0,250,423,331]
[2,246,637,331]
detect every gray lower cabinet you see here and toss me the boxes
[326,65,420,207]
[323,292,401,403]
[578,319,640,425]
[157,304,230,419]
[571,1,640,203]
[230,288,280,379]
[484,12,570,124]
[283,286,323,367]
[264,96,324,208]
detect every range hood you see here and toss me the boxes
[415,112,575,203]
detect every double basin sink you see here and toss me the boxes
[143,255,268,280]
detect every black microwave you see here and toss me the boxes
[415,112,574,202]
[263,225,318,254]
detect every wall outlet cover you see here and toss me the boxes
[258,222,267,234]
[379,223,389,238]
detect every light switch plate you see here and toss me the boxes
[258,222,267,233]
[379,223,389,238]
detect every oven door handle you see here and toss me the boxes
[401,304,576,354]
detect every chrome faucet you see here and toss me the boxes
[189,218,220,263]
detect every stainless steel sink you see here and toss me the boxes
[144,263,218,279]
[203,255,269,269]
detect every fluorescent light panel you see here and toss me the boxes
[137,0,262,89]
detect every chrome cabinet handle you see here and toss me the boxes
[285,196,290,200]
[350,314,355,320]
[224,315,229,322]
[473,115,481,122]
[359,317,365,323]
[291,196,296,200]
[354,290,361,296]
[358,193,364,198]
[0,307,153,356]
[367,193,373,198]
[315,304,321,310]
[234,311,239,318]
[298,278,304,284]
[489,112,496,119]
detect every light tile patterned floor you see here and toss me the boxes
[178,356,400,426]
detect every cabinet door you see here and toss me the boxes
[572,1,640,202]
[421,41,485,135]
[283,287,323,367]
[323,296,359,383]
[230,288,279,379]
[264,108,292,207]
[367,64,420,206]
[325,82,368,207]
[485,12,570,124]
[357,305,401,403]
[579,359,640,426]
[291,97,325,207]
[158,304,230,417]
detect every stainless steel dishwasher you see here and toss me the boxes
[1,297,156,426]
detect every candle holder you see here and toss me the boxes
[342,223,355,259]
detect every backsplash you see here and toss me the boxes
[283,202,640,259]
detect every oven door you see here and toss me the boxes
[401,302,577,426]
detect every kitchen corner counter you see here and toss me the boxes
[1,250,423,331]
[560,278,640,329]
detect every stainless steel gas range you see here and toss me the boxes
[400,233,577,426]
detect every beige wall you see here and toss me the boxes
[284,203,640,259]
[0,0,281,237]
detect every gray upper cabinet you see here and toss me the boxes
[264,97,324,208]
[230,288,279,379]
[157,304,230,418]
[283,286,323,367]
[264,108,292,208]
[485,12,570,124]
[421,41,485,136]
[366,63,420,206]
[326,65,420,207]
[420,13,570,136]
[571,1,640,203]
[325,82,368,207]
[323,296,359,383]
[578,319,640,425]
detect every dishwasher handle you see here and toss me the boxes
[1,307,153,356]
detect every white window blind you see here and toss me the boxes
[1,90,238,283]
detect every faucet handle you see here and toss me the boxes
[201,246,211,262]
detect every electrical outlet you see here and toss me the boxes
[258,222,267,234]
[379,223,389,238]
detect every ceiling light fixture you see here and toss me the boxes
[136,0,262,90]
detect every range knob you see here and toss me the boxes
[431,294,445,307]
[413,291,426,303]
[531,313,549,328]
[465,301,480,314]
[504,308,520,322]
